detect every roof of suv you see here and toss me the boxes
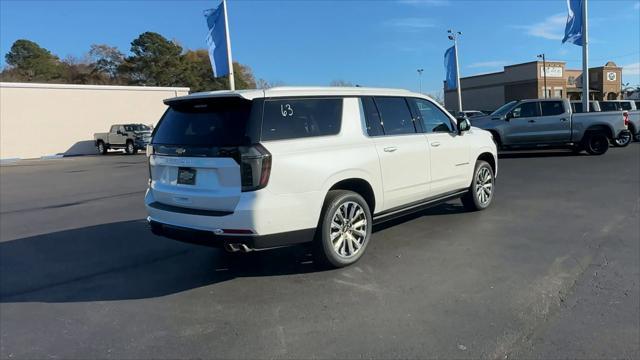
[165,86,419,104]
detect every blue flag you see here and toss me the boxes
[444,46,457,90]
[204,2,230,77]
[562,0,583,46]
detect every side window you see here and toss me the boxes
[540,101,565,116]
[118,126,125,133]
[571,103,582,113]
[373,97,416,135]
[361,97,384,136]
[511,102,540,118]
[410,98,453,133]
[261,98,342,141]
[599,102,617,112]
[110,125,118,133]
[124,125,133,131]
[620,102,632,111]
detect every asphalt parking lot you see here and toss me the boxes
[1,145,639,359]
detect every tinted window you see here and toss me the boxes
[491,101,518,116]
[511,102,540,118]
[152,98,253,146]
[600,101,620,111]
[635,101,640,109]
[374,97,416,135]
[540,101,565,116]
[261,98,342,141]
[572,102,582,113]
[620,102,632,111]
[411,98,453,133]
[361,97,384,136]
[124,125,134,131]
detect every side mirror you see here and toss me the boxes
[505,112,513,121]
[457,117,471,134]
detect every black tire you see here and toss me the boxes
[584,132,609,155]
[313,190,372,268]
[97,141,107,155]
[613,132,632,147]
[461,160,495,212]
[125,141,135,155]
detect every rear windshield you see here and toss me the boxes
[153,98,253,146]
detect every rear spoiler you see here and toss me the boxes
[164,90,264,106]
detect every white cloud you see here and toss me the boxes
[384,18,436,30]
[623,62,640,76]
[516,13,567,40]
[398,0,450,6]
[467,61,508,69]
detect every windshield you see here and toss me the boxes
[152,97,253,147]
[491,101,518,116]
[132,124,151,131]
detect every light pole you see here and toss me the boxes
[448,29,463,113]
[537,54,547,98]
[417,68,424,94]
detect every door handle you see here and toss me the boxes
[560,118,568,122]
[528,120,536,123]
[430,142,441,147]
[383,146,397,152]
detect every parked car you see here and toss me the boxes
[570,100,601,113]
[471,98,629,155]
[600,100,637,112]
[145,87,498,268]
[462,110,486,118]
[94,124,152,155]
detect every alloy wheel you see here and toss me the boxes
[615,133,631,146]
[329,201,368,258]
[475,167,493,205]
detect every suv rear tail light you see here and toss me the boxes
[239,144,271,192]
[623,111,629,127]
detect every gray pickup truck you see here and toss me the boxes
[471,98,629,155]
[94,124,152,155]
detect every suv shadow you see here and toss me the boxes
[0,203,467,303]
[0,220,317,303]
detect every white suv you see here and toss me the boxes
[146,87,497,267]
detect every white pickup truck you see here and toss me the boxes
[471,98,629,155]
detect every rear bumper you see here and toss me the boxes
[148,219,315,249]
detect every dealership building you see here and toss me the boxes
[444,60,623,112]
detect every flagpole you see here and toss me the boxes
[222,0,235,91]
[581,0,589,112]
[454,37,462,113]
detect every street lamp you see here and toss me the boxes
[417,68,424,94]
[537,54,547,99]
[447,29,463,113]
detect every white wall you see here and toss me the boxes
[0,82,190,159]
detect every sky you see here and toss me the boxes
[1,0,639,94]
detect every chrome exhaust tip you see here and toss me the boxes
[224,243,253,253]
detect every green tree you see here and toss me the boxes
[4,39,62,81]
[123,32,184,86]
[180,49,256,92]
